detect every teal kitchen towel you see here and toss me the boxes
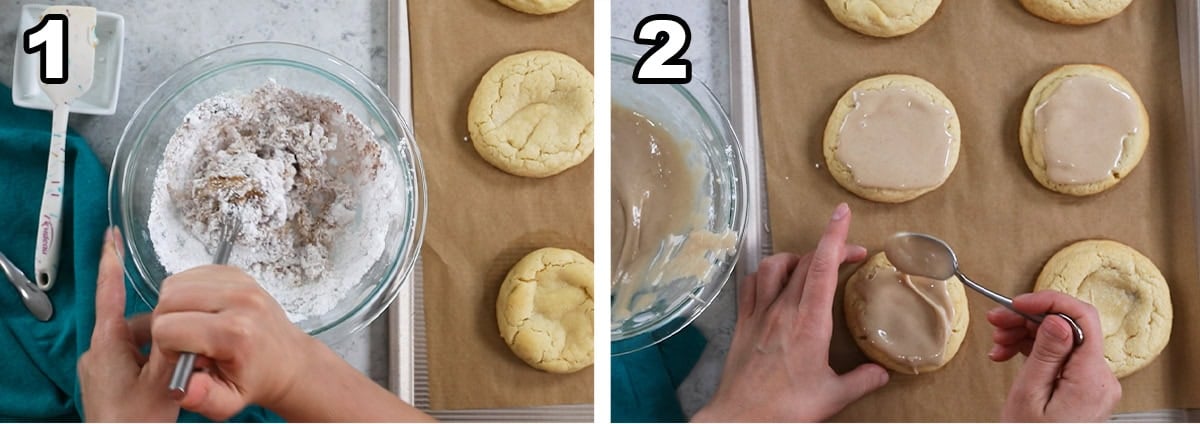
[0,84,279,422]
[612,324,707,423]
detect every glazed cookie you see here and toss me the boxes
[496,247,594,373]
[496,0,580,15]
[824,74,961,203]
[825,0,942,37]
[1020,65,1148,196]
[469,50,594,178]
[1020,0,1132,25]
[845,253,969,375]
[1034,240,1172,378]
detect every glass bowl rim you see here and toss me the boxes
[610,37,750,355]
[107,41,428,342]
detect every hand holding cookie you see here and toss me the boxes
[986,291,1121,421]
[695,204,889,422]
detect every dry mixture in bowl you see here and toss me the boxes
[148,81,402,322]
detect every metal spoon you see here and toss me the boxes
[884,232,1083,346]
[0,251,53,321]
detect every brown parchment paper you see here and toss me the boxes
[751,0,1199,420]
[408,0,594,410]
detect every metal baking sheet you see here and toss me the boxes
[386,0,590,420]
[728,0,1200,420]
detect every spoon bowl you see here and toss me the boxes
[885,232,1084,346]
[0,251,53,321]
[884,232,959,280]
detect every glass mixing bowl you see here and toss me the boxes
[611,37,749,355]
[108,42,426,343]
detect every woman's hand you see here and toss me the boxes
[987,291,1121,421]
[152,263,433,421]
[78,228,180,422]
[151,264,318,420]
[694,203,889,422]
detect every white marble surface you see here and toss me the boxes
[612,0,734,417]
[0,0,391,388]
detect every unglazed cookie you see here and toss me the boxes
[825,0,942,37]
[1034,240,1172,378]
[845,253,969,374]
[469,51,594,178]
[1020,0,1132,25]
[496,247,594,373]
[824,74,961,203]
[1020,64,1148,196]
[496,0,580,15]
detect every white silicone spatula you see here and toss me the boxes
[33,6,97,291]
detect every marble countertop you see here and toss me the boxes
[612,0,733,417]
[0,0,392,388]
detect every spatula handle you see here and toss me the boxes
[33,104,69,291]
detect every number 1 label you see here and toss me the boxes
[632,14,693,84]
[24,14,69,85]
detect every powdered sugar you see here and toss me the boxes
[148,81,402,322]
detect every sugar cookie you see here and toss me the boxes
[824,74,961,203]
[469,51,594,178]
[825,0,942,37]
[496,0,580,15]
[845,253,969,374]
[1020,64,1148,196]
[496,247,594,373]
[1034,240,1171,378]
[1020,0,1132,25]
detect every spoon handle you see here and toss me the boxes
[954,271,1084,346]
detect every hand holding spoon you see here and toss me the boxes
[884,232,1084,346]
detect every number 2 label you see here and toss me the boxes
[633,14,692,84]
[24,14,69,85]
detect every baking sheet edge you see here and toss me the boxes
[386,0,416,404]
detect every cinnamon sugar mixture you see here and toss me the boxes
[148,81,400,321]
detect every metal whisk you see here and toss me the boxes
[168,213,242,396]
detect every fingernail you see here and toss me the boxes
[831,203,850,221]
[871,367,889,387]
[987,345,1001,358]
[104,227,114,243]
